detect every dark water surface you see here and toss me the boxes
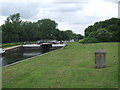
[1,47,48,67]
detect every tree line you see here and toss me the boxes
[1,13,83,43]
[83,18,120,42]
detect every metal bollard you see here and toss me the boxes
[95,50,106,68]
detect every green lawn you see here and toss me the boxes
[2,42,118,88]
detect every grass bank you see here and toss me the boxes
[1,41,38,48]
[3,42,118,88]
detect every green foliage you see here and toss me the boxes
[78,39,84,43]
[2,41,39,48]
[85,18,120,42]
[2,42,24,48]
[2,13,83,43]
[79,38,100,43]
[37,19,58,39]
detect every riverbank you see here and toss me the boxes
[3,45,22,51]
[1,41,38,48]
[2,42,118,88]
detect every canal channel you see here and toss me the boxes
[0,44,66,67]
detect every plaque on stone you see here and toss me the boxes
[95,50,106,68]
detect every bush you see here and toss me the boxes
[79,38,100,43]
[2,42,24,48]
[79,39,84,43]
[2,41,37,48]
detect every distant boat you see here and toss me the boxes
[23,44,41,47]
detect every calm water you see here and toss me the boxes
[0,47,48,67]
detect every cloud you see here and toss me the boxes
[82,0,118,17]
[104,0,119,3]
[0,16,7,25]
[0,0,89,3]
[27,2,86,22]
[1,0,89,19]
[50,3,83,12]
[2,2,44,19]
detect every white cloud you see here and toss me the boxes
[83,0,118,17]
[0,16,7,25]
[104,0,119,3]
[0,0,88,3]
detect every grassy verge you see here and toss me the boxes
[3,42,118,88]
[1,42,24,48]
[1,41,38,48]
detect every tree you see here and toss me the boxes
[84,18,120,42]
[1,13,83,43]
[2,13,22,43]
[37,19,58,40]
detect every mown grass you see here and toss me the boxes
[2,42,118,88]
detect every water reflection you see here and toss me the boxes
[1,47,42,66]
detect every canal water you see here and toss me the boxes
[0,47,52,67]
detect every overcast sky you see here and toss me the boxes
[0,0,119,35]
